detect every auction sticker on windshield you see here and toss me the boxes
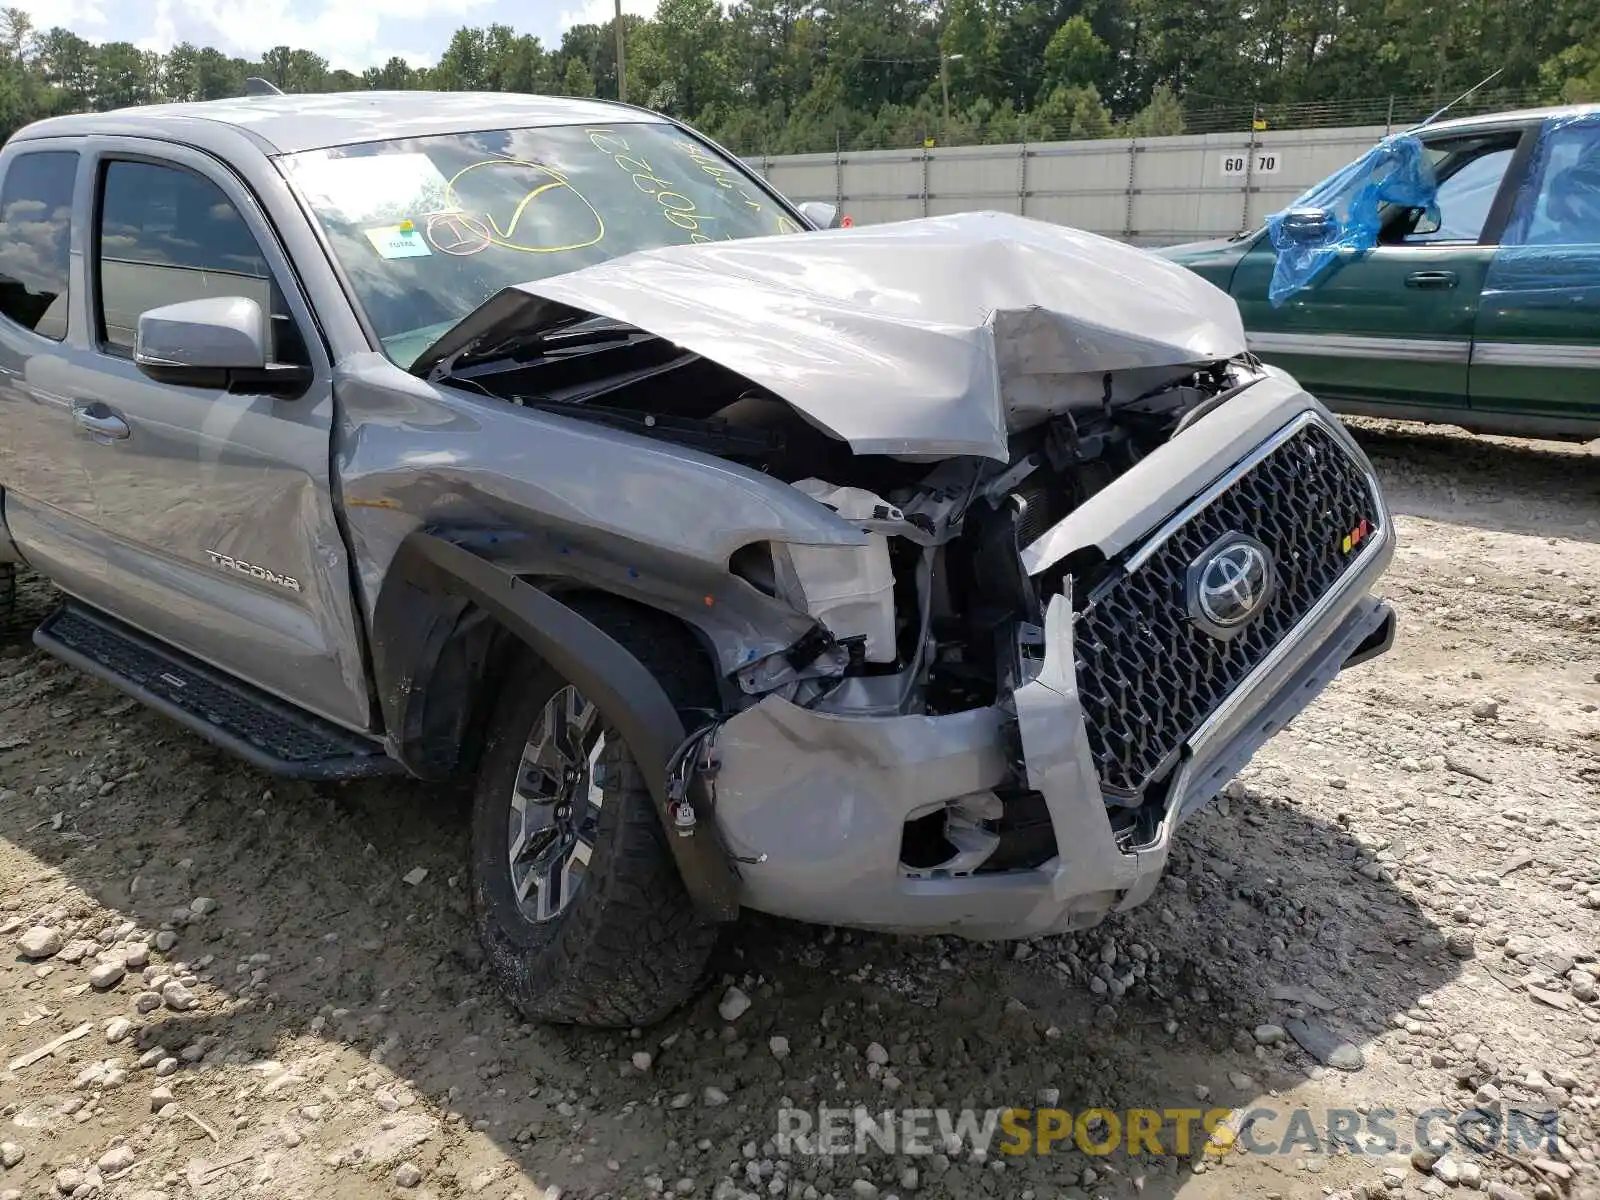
[364,223,433,259]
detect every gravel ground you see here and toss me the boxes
[1,419,1598,1200]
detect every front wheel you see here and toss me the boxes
[471,612,720,1026]
[1,563,21,640]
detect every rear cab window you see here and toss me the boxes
[1482,113,1600,308]
[1516,118,1600,246]
[94,158,308,366]
[0,150,78,340]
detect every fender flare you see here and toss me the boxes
[0,487,24,566]
[372,530,741,922]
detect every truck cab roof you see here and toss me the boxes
[11,91,654,155]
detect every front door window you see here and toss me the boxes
[1398,146,1515,243]
[95,159,307,365]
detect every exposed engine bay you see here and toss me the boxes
[437,308,1261,725]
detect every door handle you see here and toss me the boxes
[1405,270,1458,290]
[71,402,131,441]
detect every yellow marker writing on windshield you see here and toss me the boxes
[486,180,568,242]
[437,159,605,254]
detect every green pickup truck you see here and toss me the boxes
[1163,104,1600,441]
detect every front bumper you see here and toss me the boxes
[710,400,1395,938]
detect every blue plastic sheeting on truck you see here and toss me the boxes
[1265,133,1438,306]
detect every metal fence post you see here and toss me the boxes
[1123,137,1138,240]
[1384,95,1395,136]
[1240,103,1260,233]
[921,143,931,217]
[1018,133,1029,217]
[834,130,843,207]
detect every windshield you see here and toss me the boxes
[280,123,803,367]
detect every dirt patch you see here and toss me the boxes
[2,420,1598,1200]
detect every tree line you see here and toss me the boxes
[0,0,1595,155]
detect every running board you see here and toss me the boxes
[35,604,399,780]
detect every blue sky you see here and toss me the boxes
[15,0,662,71]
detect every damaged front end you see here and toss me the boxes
[410,212,1396,937]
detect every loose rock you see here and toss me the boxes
[718,986,752,1022]
[1286,1017,1365,1071]
[161,981,198,1011]
[98,1145,135,1173]
[1446,932,1476,959]
[17,926,62,959]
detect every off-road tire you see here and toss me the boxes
[0,564,20,640]
[471,598,721,1027]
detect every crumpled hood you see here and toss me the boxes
[419,211,1246,462]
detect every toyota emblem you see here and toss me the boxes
[1187,534,1275,639]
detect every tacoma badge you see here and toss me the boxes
[205,550,302,593]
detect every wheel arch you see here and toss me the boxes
[370,529,740,921]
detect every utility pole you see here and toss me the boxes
[940,52,963,134]
[614,0,627,103]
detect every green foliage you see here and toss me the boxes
[1035,83,1112,139]
[1543,39,1600,102]
[1042,16,1108,94]
[562,56,596,98]
[1125,83,1184,137]
[0,0,1586,151]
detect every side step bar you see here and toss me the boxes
[35,604,400,780]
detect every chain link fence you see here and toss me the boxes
[1181,86,1561,135]
[720,86,1562,158]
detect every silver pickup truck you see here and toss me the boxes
[0,91,1395,1026]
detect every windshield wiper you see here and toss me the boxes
[456,320,652,370]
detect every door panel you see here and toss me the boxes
[0,145,105,589]
[68,141,371,731]
[1233,241,1489,408]
[1470,116,1600,430]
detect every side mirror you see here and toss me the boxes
[135,296,309,395]
[1409,204,1443,236]
[1276,207,1336,245]
[797,200,841,230]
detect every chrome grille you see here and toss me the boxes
[1073,419,1379,798]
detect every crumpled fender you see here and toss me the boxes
[371,530,740,921]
